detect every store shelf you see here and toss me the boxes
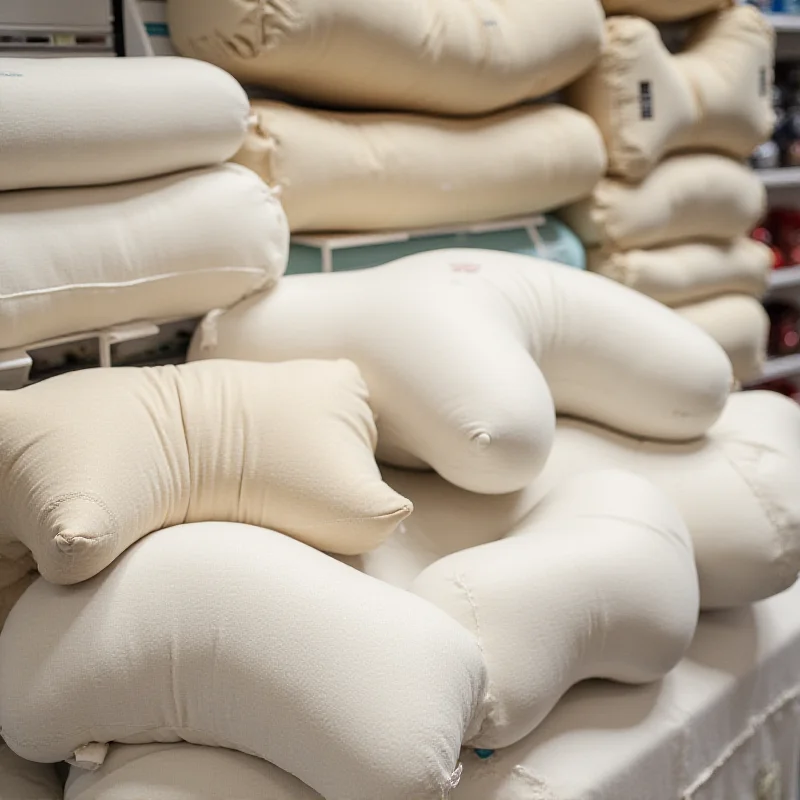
[757,167,800,188]
[754,353,800,383]
[769,264,800,291]
[767,14,800,34]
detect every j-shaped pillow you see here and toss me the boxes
[0,743,62,800]
[675,294,768,384]
[561,155,766,251]
[412,469,698,749]
[0,57,250,192]
[0,164,287,351]
[168,0,603,116]
[233,101,607,232]
[601,0,732,21]
[190,250,733,495]
[0,359,411,584]
[364,390,800,610]
[65,744,322,800]
[0,523,486,800]
[568,7,774,179]
[588,238,772,307]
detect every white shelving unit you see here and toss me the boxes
[758,353,800,381]
[768,264,800,291]
[758,166,800,188]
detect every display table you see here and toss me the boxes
[458,582,800,800]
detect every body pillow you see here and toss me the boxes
[234,101,607,233]
[560,154,766,251]
[0,163,287,352]
[675,294,768,384]
[0,523,487,800]
[189,250,733,495]
[601,0,732,21]
[0,743,61,800]
[0,57,249,192]
[0,359,411,585]
[168,0,603,116]
[588,238,771,307]
[413,470,698,750]
[568,7,775,179]
[360,390,800,610]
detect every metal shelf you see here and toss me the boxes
[769,265,800,291]
[767,13,800,33]
[756,353,800,383]
[758,167,800,188]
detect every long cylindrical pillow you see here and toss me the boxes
[0,57,250,192]
[675,294,769,384]
[412,469,698,750]
[0,163,288,352]
[190,250,733,495]
[587,238,772,307]
[364,390,800,610]
[168,0,604,116]
[0,523,487,800]
[601,0,732,21]
[65,744,322,800]
[560,155,766,251]
[0,359,411,585]
[233,101,607,232]
[0,743,62,800]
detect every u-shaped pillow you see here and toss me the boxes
[568,7,775,180]
[167,0,604,116]
[0,523,486,800]
[0,743,61,800]
[232,101,607,232]
[601,0,732,21]
[0,359,411,585]
[189,250,733,495]
[412,469,699,749]
[561,154,766,251]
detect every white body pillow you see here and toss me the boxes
[190,251,733,495]
[587,238,771,307]
[0,163,287,351]
[676,294,768,384]
[360,391,800,610]
[0,523,486,800]
[0,359,410,584]
[65,744,322,800]
[561,155,766,251]
[412,470,698,750]
[233,101,607,232]
[0,57,249,192]
[168,0,604,116]
[601,0,732,21]
[0,744,61,800]
[568,8,775,179]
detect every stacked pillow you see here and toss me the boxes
[560,4,775,382]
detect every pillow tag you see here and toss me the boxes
[640,81,653,120]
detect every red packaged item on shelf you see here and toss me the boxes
[766,301,800,357]
[751,225,787,269]
[769,209,800,267]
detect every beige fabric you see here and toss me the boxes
[0,57,249,192]
[363,390,800,610]
[0,163,288,351]
[0,522,487,800]
[561,155,766,250]
[588,238,772,307]
[66,744,322,800]
[676,294,769,384]
[0,743,61,800]
[190,250,733,495]
[568,8,775,179]
[234,101,607,233]
[168,0,604,116]
[601,0,733,21]
[0,359,411,585]
[413,469,699,750]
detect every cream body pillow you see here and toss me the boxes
[359,390,800,610]
[568,8,774,179]
[234,101,607,232]
[0,523,487,800]
[66,744,322,800]
[190,250,733,495]
[0,360,411,585]
[0,57,250,192]
[413,470,698,750]
[588,238,771,306]
[168,0,603,116]
[676,294,768,384]
[601,0,732,21]
[561,155,766,250]
[0,743,61,800]
[0,163,287,351]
